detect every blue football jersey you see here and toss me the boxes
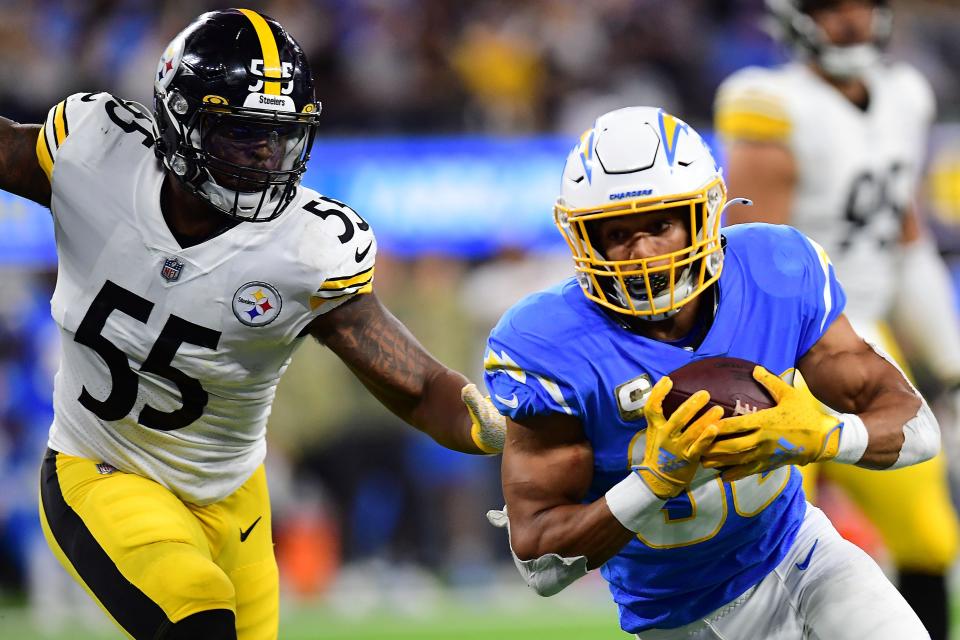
[484,223,846,633]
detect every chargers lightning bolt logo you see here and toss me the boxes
[578,127,595,184]
[769,437,805,468]
[658,110,690,168]
[657,448,689,474]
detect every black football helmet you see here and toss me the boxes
[153,9,322,222]
[766,0,892,80]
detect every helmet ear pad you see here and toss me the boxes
[153,91,202,185]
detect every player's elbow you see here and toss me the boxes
[887,396,941,469]
[509,527,544,564]
[907,416,940,465]
[509,544,590,597]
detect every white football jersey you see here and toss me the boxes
[715,62,935,325]
[37,92,377,505]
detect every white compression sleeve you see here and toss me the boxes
[893,394,941,468]
[831,340,941,469]
[486,507,589,597]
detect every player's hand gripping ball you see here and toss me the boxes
[636,376,724,499]
[664,359,843,482]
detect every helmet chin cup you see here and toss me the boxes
[200,180,279,220]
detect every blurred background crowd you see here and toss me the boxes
[3,0,960,637]
[1,0,959,134]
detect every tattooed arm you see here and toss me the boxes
[0,116,51,206]
[307,292,485,454]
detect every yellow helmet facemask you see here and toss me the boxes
[555,177,727,319]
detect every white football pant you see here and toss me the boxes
[637,503,928,640]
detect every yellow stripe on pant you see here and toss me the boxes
[799,321,959,572]
[38,450,278,639]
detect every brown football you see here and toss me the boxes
[661,357,776,421]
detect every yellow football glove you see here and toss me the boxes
[462,383,506,454]
[701,365,843,482]
[636,376,724,499]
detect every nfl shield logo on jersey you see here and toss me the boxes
[160,257,184,282]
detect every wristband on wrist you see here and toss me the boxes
[604,469,667,533]
[833,412,869,464]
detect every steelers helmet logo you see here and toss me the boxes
[233,282,282,327]
[156,34,185,90]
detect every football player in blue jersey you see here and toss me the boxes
[484,106,938,639]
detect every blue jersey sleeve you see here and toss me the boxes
[795,232,847,357]
[483,296,584,422]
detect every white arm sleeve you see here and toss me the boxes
[486,507,589,597]
[486,469,666,596]
[832,340,941,469]
[604,469,666,532]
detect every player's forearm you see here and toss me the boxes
[406,365,486,454]
[345,360,481,454]
[510,499,638,569]
[851,389,926,468]
[802,335,940,469]
[313,293,485,454]
[838,384,940,469]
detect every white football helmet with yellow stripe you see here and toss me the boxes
[555,107,731,320]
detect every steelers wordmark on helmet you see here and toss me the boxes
[233,282,282,326]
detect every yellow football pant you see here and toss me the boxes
[802,453,957,571]
[800,322,959,573]
[39,450,278,639]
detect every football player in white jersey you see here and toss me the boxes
[0,9,504,640]
[715,1,960,637]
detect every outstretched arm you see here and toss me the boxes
[307,292,495,454]
[0,117,50,206]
